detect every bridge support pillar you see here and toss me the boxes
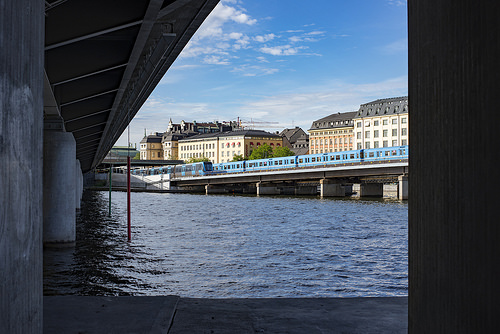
[0,0,44,330]
[43,128,76,246]
[359,183,383,198]
[75,159,83,210]
[256,182,279,196]
[398,175,408,200]
[205,184,226,194]
[320,179,345,197]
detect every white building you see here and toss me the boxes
[353,97,409,149]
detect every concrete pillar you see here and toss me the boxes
[359,183,383,197]
[43,130,77,245]
[294,184,318,196]
[256,182,279,196]
[409,1,498,332]
[75,159,83,210]
[205,184,226,194]
[0,0,44,332]
[320,179,345,197]
[398,175,408,200]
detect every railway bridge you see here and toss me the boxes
[140,161,409,199]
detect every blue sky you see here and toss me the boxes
[116,0,408,147]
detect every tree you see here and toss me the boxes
[232,154,245,161]
[132,152,140,160]
[272,146,295,157]
[248,143,273,160]
[186,156,210,163]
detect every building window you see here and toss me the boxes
[357,132,362,139]
[383,119,389,125]
[374,130,379,138]
[383,140,388,147]
[383,130,388,137]
[356,122,362,127]
[374,141,379,148]
[402,117,407,124]
[392,119,398,124]
[392,129,398,136]
[374,120,380,126]
[365,142,370,149]
[392,140,398,146]
[365,131,370,138]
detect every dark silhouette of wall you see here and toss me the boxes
[0,0,44,332]
[409,1,499,332]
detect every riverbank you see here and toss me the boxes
[44,296,408,333]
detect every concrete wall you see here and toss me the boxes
[409,1,498,332]
[0,0,44,332]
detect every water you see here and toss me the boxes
[44,191,408,298]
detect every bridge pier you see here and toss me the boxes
[75,160,83,210]
[359,183,383,198]
[43,126,77,246]
[398,175,408,200]
[256,182,279,196]
[320,179,345,197]
[205,184,227,194]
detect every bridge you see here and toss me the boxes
[128,160,409,199]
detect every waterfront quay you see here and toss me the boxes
[44,296,408,333]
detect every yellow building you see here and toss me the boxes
[353,96,409,149]
[308,112,357,154]
[178,130,283,163]
[139,132,164,160]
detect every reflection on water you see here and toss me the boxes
[44,190,408,297]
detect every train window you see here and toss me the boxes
[369,152,374,157]
[350,154,355,159]
[275,161,279,166]
[385,151,390,156]
[264,162,267,166]
[392,150,397,156]
[299,159,303,163]
[259,162,263,166]
[312,157,316,162]
[279,160,282,165]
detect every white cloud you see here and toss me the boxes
[254,33,276,43]
[203,55,230,65]
[259,45,307,56]
[387,0,407,6]
[234,76,409,131]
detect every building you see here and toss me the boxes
[308,112,357,154]
[353,96,409,149]
[161,119,238,160]
[178,130,283,163]
[139,132,164,160]
[279,127,309,155]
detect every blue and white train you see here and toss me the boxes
[134,145,408,178]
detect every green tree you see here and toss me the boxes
[248,143,273,160]
[272,146,295,157]
[231,154,245,161]
[132,152,140,160]
[186,156,210,163]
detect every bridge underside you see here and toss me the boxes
[44,0,219,172]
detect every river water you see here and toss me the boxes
[44,190,408,298]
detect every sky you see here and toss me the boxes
[116,0,408,147]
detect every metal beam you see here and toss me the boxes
[64,109,111,123]
[59,89,118,107]
[52,63,128,86]
[45,20,143,51]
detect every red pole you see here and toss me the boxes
[127,156,131,241]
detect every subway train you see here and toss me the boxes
[134,145,408,178]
